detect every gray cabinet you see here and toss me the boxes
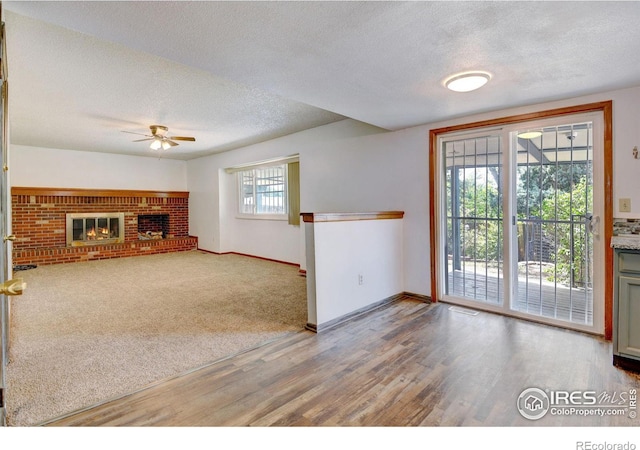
[614,249,640,370]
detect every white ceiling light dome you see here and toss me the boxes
[444,71,492,92]
[517,131,543,139]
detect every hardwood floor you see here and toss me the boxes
[44,298,640,427]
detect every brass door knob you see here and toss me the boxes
[0,278,26,296]
[3,234,16,242]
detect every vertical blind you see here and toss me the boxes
[287,161,300,225]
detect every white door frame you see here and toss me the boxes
[0,15,11,426]
[0,90,7,423]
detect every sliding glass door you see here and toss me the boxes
[444,133,504,305]
[438,113,604,334]
[512,122,596,325]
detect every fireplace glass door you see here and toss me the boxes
[67,213,125,246]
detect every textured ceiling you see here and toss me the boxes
[4,1,640,160]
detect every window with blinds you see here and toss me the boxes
[238,164,288,216]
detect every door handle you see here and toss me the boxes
[0,278,26,296]
[588,215,600,237]
[3,234,15,242]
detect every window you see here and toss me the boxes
[227,155,300,224]
[238,164,288,217]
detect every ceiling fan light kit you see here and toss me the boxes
[149,138,164,150]
[122,125,196,151]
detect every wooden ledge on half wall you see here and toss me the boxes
[300,211,404,223]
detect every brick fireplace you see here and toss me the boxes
[11,187,198,266]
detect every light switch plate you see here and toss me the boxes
[620,198,631,212]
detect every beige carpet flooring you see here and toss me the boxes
[6,251,307,426]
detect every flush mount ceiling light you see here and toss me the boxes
[444,71,492,92]
[517,131,543,139]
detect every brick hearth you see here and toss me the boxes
[11,187,198,266]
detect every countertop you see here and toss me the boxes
[611,235,640,250]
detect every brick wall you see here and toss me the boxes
[11,188,198,266]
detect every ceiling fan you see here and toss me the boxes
[122,125,196,150]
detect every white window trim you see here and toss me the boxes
[236,213,289,221]
[225,154,299,174]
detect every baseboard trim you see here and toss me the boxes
[613,355,640,374]
[307,291,431,333]
[197,248,299,268]
[402,291,432,303]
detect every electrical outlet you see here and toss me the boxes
[620,198,631,212]
[358,274,364,285]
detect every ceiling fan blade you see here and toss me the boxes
[125,127,194,149]
[168,136,196,141]
[122,130,152,137]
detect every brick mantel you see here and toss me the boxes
[11,187,197,266]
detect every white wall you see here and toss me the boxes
[186,119,395,265]
[10,145,188,191]
[300,125,429,294]
[188,85,640,300]
[187,118,430,294]
[187,147,303,262]
[12,85,640,301]
[306,218,404,327]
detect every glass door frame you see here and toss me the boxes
[436,113,604,334]
[509,116,603,330]
[0,16,7,426]
[438,128,509,307]
[429,101,614,338]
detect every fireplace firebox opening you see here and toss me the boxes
[138,214,170,240]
